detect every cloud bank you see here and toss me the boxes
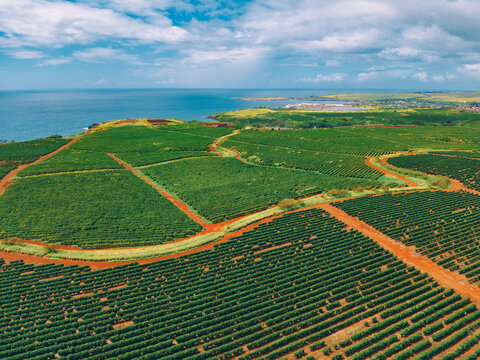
[1,0,480,89]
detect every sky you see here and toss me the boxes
[1,0,480,90]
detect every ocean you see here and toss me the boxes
[1,88,362,141]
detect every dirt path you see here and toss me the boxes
[319,202,480,305]
[0,137,82,196]
[108,153,210,228]
[381,153,480,196]
[366,157,418,187]
[208,130,250,163]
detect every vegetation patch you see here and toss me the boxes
[0,171,203,248]
[0,136,68,175]
[17,149,123,176]
[143,157,381,222]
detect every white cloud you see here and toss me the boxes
[184,46,268,66]
[301,73,346,83]
[357,69,410,82]
[458,63,480,80]
[5,49,45,59]
[95,78,107,85]
[37,57,72,66]
[290,29,381,53]
[0,0,190,48]
[325,59,341,67]
[73,47,141,64]
[412,72,428,82]
[4,0,480,88]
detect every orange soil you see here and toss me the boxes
[319,202,480,306]
[208,130,249,163]
[444,178,480,195]
[366,157,418,187]
[0,137,81,196]
[208,137,224,158]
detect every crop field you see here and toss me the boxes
[213,108,480,128]
[222,140,382,179]
[2,209,480,360]
[17,149,123,176]
[0,137,69,177]
[142,157,380,222]
[389,155,480,191]
[227,126,480,155]
[115,150,215,167]
[0,171,202,248]
[335,191,480,286]
[4,111,480,360]
[225,129,397,157]
[71,126,216,153]
[429,151,480,159]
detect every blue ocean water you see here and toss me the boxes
[1,88,362,141]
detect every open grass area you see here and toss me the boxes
[0,171,203,248]
[143,156,381,222]
[320,92,480,103]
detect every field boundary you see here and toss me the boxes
[319,202,480,305]
[0,137,83,196]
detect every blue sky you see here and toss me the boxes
[1,0,480,90]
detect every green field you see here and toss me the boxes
[390,154,480,191]
[213,108,480,128]
[335,191,480,286]
[143,157,381,222]
[222,139,382,179]
[17,149,123,176]
[1,209,480,360]
[115,150,215,167]
[71,126,217,153]
[4,106,480,360]
[0,171,203,248]
[0,136,69,177]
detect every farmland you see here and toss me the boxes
[2,208,480,360]
[142,156,380,223]
[335,191,480,286]
[389,154,480,192]
[0,136,69,178]
[2,106,480,360]
[17,149,123,176]
[212,108,480,129]
[0,171,203,248]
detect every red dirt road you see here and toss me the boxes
[366,157,418,187]
[108,153,210,228]
[0,137,82,196]
[319,202,480,305]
